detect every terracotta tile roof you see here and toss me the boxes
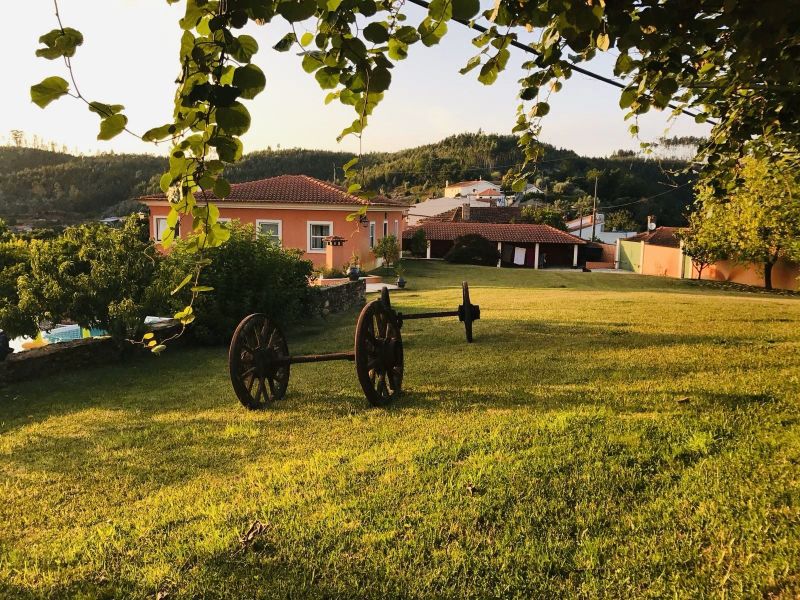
[403,222,586,245]
[476,188,502,196]
[627,226,685,248]
[140,174,407,207]
[422,206,522,224]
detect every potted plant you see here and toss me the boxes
[347,252,361,281]
[395,262,406,289]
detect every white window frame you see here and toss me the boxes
[369,221,376,248]
[256,219,282,244]
[307,221,333,253]
[154,216,169,242]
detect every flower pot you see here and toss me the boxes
[396,277,406,289]
[348,267,361,281]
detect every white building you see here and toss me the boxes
[565,213,638,244]
[444,179,502,198]
[407,196,493,226]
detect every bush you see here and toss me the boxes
[161,223,313,344]
[17,216,161,344]
[517,206,567,230]
[0,236,37,338]
[407,228,427,257]
[372,234,400,267]
[444,234,499,266]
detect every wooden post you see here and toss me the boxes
[573,244,579,267]
[426,240,431,260]
[497,242,502,268]
[534,243,540,270]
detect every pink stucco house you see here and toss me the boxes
[141,175,408,271]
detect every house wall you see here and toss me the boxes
[147,203,406,271]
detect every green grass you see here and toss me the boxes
[2,261,799,598]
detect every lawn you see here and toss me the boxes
[1,261,799,598]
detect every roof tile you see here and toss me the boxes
[141,174,407,207]
[403,222,586,244]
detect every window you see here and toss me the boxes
[369,222,376,248]
[154,217,169,242]
[383,220,388,237]
[394,219,399,236]
[256,219,282,244]
[308,221,332,252]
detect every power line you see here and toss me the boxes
[404,0,715,125]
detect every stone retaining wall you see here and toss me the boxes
[315,278,366,315]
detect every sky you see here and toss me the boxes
[3,1,709,158]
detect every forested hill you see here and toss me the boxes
[0,133,695,228]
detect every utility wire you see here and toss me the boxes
[404,0,715,125]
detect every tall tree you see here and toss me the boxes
[692,157,800,289]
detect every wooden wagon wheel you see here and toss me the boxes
[380,286,392,309]
[355,300,404,407]
[228,313,290,409]
[459,280,474,343]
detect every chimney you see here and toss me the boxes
[462,203,470,221]
[647,215,656,231]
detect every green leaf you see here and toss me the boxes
[190,285,214,292]
[452,0,480,20]
[232,64,266,99]
[459,55,482,75]
[88,101,124,117]
[143,332,155,340]
[215,102,251,135]
[171,274,193,295]
[36,27,83,59]
[511,177,527,192]
[213,178,231,198]
[363,22,389,44]
[277,0,316,22]
[302,52,325,73]
[596,32,610,51]
[272,33,295,52]
[300,32,314,47]
[151,344,167,354]
[428,0,452,21]
[30,76,69,108]
[530,102,550,117]
[97,114,128,140]
[231,35,258,62]
[315,67,340,89]
[369,67,391,93]
[143,123,177,143]
[343,157,359,173]
[619,88,637,109]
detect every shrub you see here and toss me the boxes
[372,234,400,267]
[161,223,313,344]
[444,234,499,266]
[17,216,161,345]
[407,228,427,257]
[0,236,37,338]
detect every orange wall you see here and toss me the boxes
[691,259,799,291]
[632,241,798,291]
[147,203,406,270]
[641,243,682,278]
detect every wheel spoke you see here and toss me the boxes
[267,376,276,397]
